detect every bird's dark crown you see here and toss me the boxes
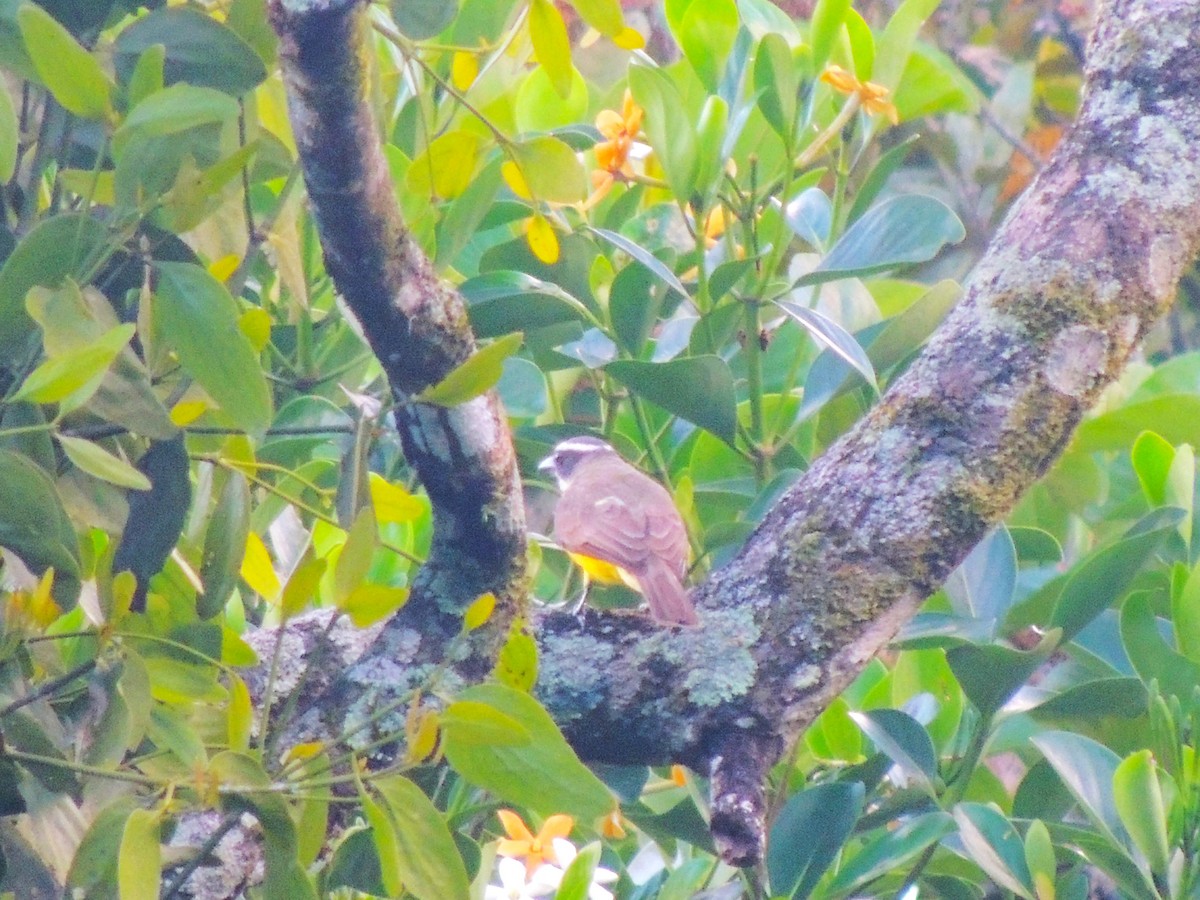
[538,436,616,481]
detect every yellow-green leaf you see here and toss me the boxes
[240,531,280,598]
[19,5,113,120]
[373,775,472,900]
[340,583,409,627]
[14,323,134,406]
[493,627,538,692]
[0,80,16,182]
[568,0,624,35]
[279,552,326,620]
[526,215,560,264]
[58,435,151,490]
[463,592,496,631]
[117,807,161,900]
[416,332,523,407]
[334,508,376,605]
[509,136,586,203]
[227,674,252,752]
[407,130,483,200]
[529,0,573,98]
[369,473,426,523]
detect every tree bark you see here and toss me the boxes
[263,0,1200,869]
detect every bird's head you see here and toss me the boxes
[537,436,617,489]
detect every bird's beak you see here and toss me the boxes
[537,455,555,475]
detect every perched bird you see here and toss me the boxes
[538,436,698,626]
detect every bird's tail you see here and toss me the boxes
[638,560,699,626]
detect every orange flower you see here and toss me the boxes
[670,764,688,786]
[819,64,899,124]
[496,809,575,875]
[599,809,627,839]
[584,89,644,209]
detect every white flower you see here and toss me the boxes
[547,838,619,900]
[485,856,557,900]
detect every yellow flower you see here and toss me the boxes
[599,808,627,839]
[819,64,899,124]
[496,809,575,875]
[583,90,644,209]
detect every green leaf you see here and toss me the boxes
[847,136,919,224]
[0,449,81,605]
[68,799,136,894]
[1027,677,1147,722]
[569,0,623,34]
[590,226,689,300]
[14,322,134,407]
[440,700,532,747]
[154,261,273,436]
[1044,823,1156,900]
[111,436,192,610]
[113,7,267,96]
[372,775,472,900]
[809,0,850,75]
[442,683,614,820]
[498,357,548,419]
[606,355,737,445]
[1031,731,1125,848]
[627,65,696,200]
[795,195,966,287]
[118,808,161,900]
[947,638,1053,718]
[610,259,665,355]
[872,0,941,93]
[417,332,523,406]
[390,0,458,39]
[672,0,738,90]
[113,83,239,155]
[0,213,111,355]
[850,709,936,793]
[197,470,251,618]
[18,4,112,119]
[1024,820,1057,900]
[515,65,589,133]
[362,793,402,896]
[953,803,1035,899]
[767,781,863,898]
[1131,430,1175,506]
[0,74,16,181]
[510,135,586,203]
[754,33,798,143]
[776,301,877,392]
[1121,591,1200,700]
[435,157,502,271]
[334,509,376,606]
[1073,396,1200,453]
[828,811,954,894]
[1113,750,1170,875]
[1049,513,1175,642]
[407,130,483,200]
[556,842,602,900]
[58,435,151,490]
[462,271,591,338]
[529,0,573,98]
[945,525,1016,623]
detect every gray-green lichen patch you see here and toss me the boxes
[679,608,761,707]
[536,631,619,720]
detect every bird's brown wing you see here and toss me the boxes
[553,459,688,578]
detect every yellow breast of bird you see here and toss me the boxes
[566,552,642,591]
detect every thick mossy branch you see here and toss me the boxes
[262,0,1200,870]
[267,0,527,627]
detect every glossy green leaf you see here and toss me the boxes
[127,43,166,109]
[435,157,502,271]
[947,638,1053,718]
[18,4,112,119]
[945,526,1016,623]
[111,436,192,610]
[510,135,586,202]
[14,322,133,407]
[334,509,376,605]
[627,65,696,200]
[118,808,161,900]
[606,355,737,444]
[417,332,523,406]
[442,683,613,820]
[873,0,941,93]
[795,196,966,287]
[766,781,863,898]
[1131,430,1174,506]
[58,435,151,490]
[1023,820,1057,900]
[113,83,239,155]
[1121,591,1200,700]
[0,449,81,603]
[0,76,16,181]
[1027,677,1147,722]
[672,0,738,90]
[67,799,136,894]
[462,270,591,338]
[440,700,532,747]
[828,811,954,894]
[113,7,267,96]
[556,842,601,900]
[154,262,273,436]
[197,470,251,618]
[953,803,1034,899]
[590,226,688,300]
[850,709,936,793]
[610,259,665,355]
[748,33,796,143]
[0,213,110,355]
[1113,750,1170,875]
[515,65,589,133]
[847,136,920,224]
[1073,395,1200,453]
[1044,823,1156,900]
[407,130,483,200]
[692,95,728,199]
[784,187,832,248]
[373,775,472,900]
[776,301,877,393]
[227,674,252,753]
[390,0,458,39]
[568,0,623,34]
[362,793,403,896]
[498,356,548,418]
[1031,731,1125,847]
[1050,513,1175,642]
[529,0,573,97]
[809,0,850,75]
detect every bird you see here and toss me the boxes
[538,436,699,626]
